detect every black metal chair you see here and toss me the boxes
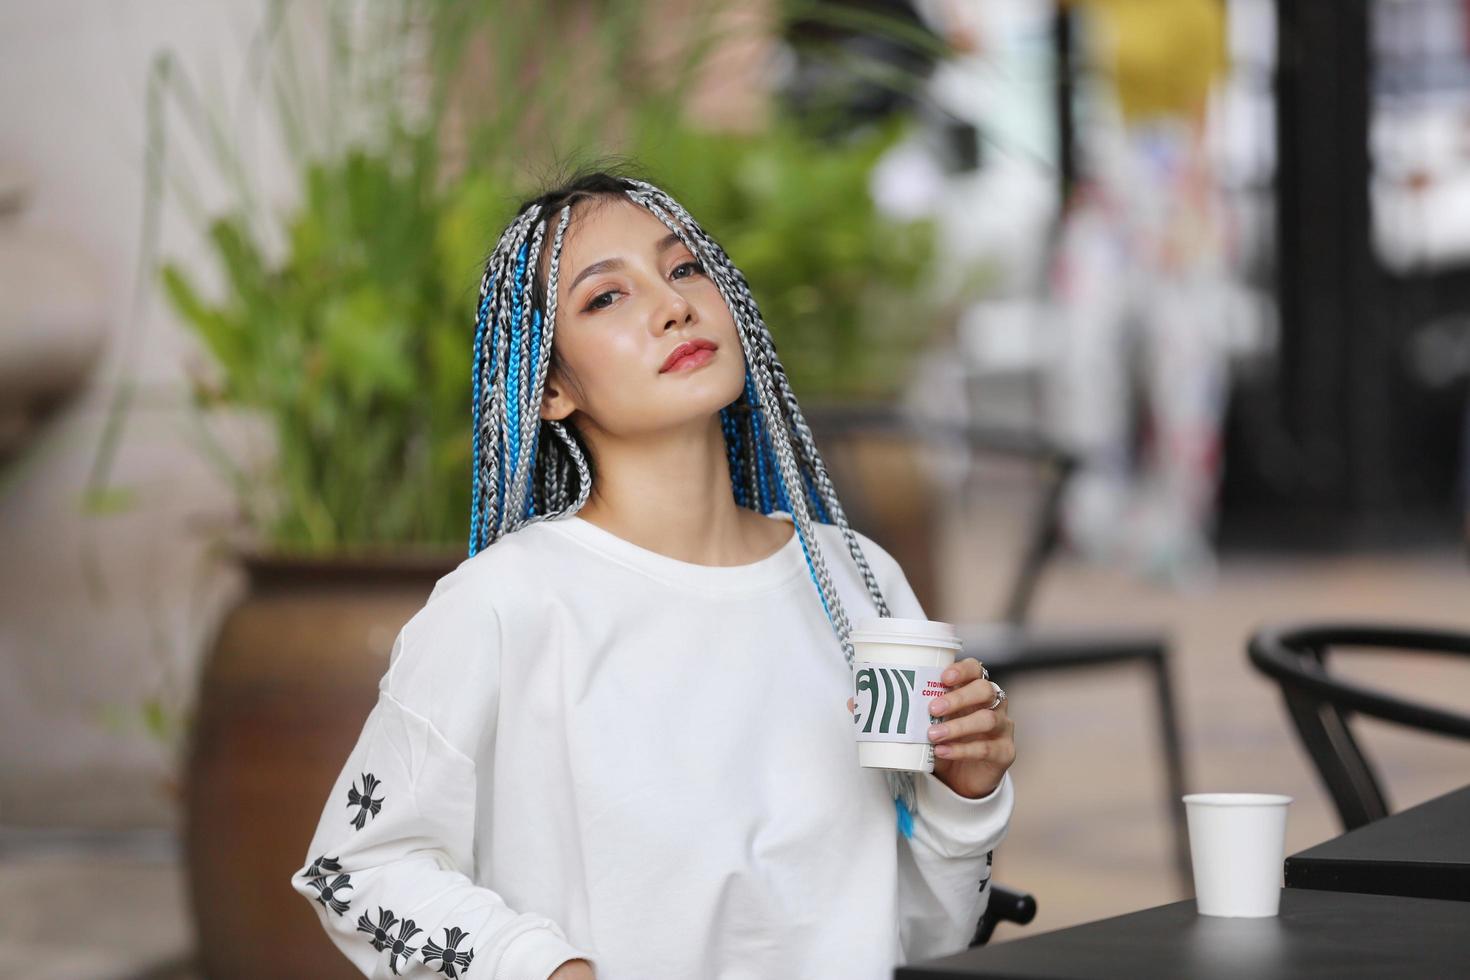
[973,883,1036,946]
[1247,622,1470,832]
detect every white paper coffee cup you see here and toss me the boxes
[850,617,963,773]
[1183,793,1293,917]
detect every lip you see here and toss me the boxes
[659,338,719,373]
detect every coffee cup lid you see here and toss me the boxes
[849,616,962,649]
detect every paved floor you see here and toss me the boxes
[2,497,1468,976]
[0,830,190,980]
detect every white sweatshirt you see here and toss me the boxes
[291,509,1014,980]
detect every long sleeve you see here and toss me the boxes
[898,770,1014,960]
[289,583,598,979]
[861,535,1017,962]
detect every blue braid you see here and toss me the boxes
[747,375,772,513]
[772,447,792,514]
[522,307,544,518]
[752,415,770,513]
[469,283,494,556]
[801,462,830,523]
[720,407,746,507]
[895,797,915,838]
[501,242,529,526]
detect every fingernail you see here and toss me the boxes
[942,669,957,683]
[935,744,953,757]
[931,699,948,714]
[928,725,946,742]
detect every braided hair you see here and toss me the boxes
[467,170,922,838]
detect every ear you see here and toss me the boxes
[540,364,577,422]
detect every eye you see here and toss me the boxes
[584,288,619,312]
[672,259,704,280]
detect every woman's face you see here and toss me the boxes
[538,197,746,438]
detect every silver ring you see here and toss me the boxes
[980,663,990,682]
[985,682,1007,711]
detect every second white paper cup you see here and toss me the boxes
[850,617,963,773]
[1183,793,1293,917]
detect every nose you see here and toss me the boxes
[653,279,695,334]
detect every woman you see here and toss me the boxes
[292,170,1016,979]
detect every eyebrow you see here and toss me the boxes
[566,232,686,295]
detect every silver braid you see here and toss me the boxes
[505,215,552,523]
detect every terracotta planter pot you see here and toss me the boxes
[182,550,459,979]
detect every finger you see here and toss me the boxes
[929,708,1002,743]
[940,657,984,688]
[930,676,998,716]
[929,660,982,714]
[847,696,855,713]
[935,734,1017,767]
[935,738,994,761]
[970,691,1011,722]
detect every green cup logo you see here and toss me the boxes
[856,666,915,734]
[854,661,949,744]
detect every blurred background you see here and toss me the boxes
[2,0,1469,976]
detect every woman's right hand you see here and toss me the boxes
[549,958,596,980]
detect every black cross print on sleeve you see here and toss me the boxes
[422,926,477,977]
[347,772,384,830]
[356,906,399,952]
[385,918,424,975]
[301,854,342,880]
[307,873,354,916]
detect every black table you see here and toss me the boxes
[893,888,1470,979]
[1285,784,1470,902]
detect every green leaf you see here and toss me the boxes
[142,697,173,743]
[80,485,139,516]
